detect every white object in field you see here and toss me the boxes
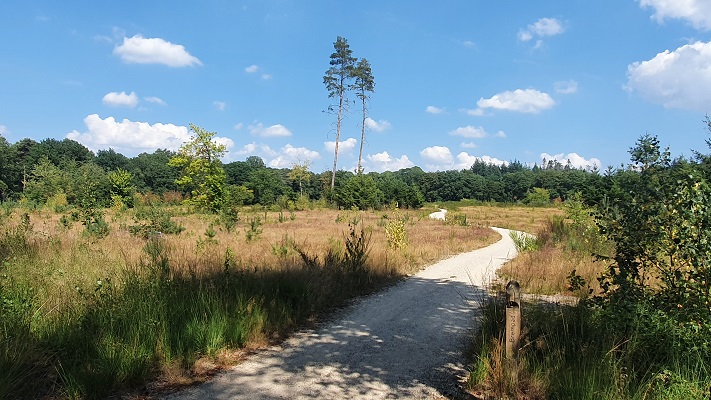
[428,208,447,221]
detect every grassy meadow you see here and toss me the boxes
[0,201,557,399]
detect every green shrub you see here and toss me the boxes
[129,205,185,238]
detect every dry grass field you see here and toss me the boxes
[3,202,585,324]
[2,202,578,398]
[15,205,552,267]
[3,203,568,320]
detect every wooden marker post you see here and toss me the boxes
[505,280,521,360]
[505,280,521,390]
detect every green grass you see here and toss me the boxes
[509,230,540,252]
[470,297,711,399]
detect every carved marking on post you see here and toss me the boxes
[506,304,520,358]
[505,280,522,388]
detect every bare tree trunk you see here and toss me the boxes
[357,97,367,174]
[331,83,345,190]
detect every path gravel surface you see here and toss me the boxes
[164,227,518,400]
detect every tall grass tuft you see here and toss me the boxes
[509,231,540,252]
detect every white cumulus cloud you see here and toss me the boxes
[365,117,391,132]
[477,155,508,166]
[65,114,234,157]
[626,41,711,111]
[421,146,453,164]
[364,152,415,172]
[213,137,236,150]
[420,146,507,171]
[518,31,533,42]
[248,123,293,137]
[67,114,190,155]
[230,143,320,168]
[476,89,555,114]
[268,144,321,168]
[233,142,265,157]
[456,153,508,169]
[113,35,202,67]
[324,138,357,153]
[213,101,226,111]
[518,18,565,42]
[426,105,444,114]
[640,0,711,30]
[540,152,601,170]
[102,91,139,108]
[450,125,489,138]
[0,125,9,136]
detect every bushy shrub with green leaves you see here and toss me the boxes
[129,205,185,238]
[597,134,711,332]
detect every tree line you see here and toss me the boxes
[1,129,610,211]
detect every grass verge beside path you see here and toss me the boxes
[468,211,711,399]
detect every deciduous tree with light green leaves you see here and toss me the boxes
[168,124,228,212]
[523,187,551,206]
[108,168,135,208]
[288,160,311,199]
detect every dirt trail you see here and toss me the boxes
[164,227,518,400]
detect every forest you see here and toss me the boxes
[0,132,608,211]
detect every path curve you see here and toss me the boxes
[164,227,519,400]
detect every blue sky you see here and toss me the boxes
[2,0,711,173]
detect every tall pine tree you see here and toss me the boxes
[353,58,375,174]
[324,36,356,190]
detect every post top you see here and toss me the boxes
[505,280,521,296]
[505,280,521,305]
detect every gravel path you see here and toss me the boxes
[164,227,518,400]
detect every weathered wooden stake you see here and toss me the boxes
[505,280,521,360]
[505,280,521,391]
